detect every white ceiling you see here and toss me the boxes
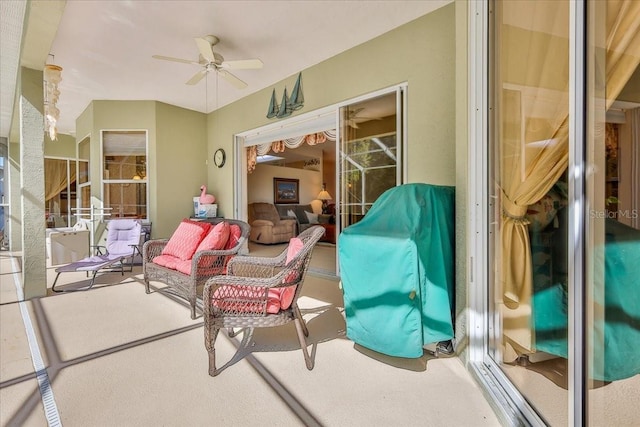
[1,0,450,140]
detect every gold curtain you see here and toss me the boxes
[500,0,640,354]
[45,159,76,202]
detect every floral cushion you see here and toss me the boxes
[161,219,211,261]
[526,188,567,232]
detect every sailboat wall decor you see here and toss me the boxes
[266,73,304,119]
[266,89,278,119]
[276,87,292,118]
[289,73,304,110]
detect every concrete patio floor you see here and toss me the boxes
[1,249,501,426]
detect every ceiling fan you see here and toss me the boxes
[346,107,382,129]
[152,35,263,89]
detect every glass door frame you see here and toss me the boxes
[467,0,587,424]
[235,84,408,274]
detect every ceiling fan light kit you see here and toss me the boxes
[266,72,304,119]
[152,35,263,90]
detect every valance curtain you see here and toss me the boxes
[45,159,76,202]
[500,0,640,353]
[246,130,336,173]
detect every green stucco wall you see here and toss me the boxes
[76,100,206,238]
[206,3,456,215]
[154,102,207,237]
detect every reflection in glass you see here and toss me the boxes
[586,1,640,424]
[490,1,570,424]
[339,92,399,229]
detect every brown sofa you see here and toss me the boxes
[248,202,297,244]
[274,204,318,235]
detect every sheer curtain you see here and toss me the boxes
[499,0,640,354]
[45,159,76,202]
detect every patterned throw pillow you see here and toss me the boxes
[196,221,230,252]
[526,188,567,232]
[161,219,211,261]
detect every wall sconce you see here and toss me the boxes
[43,58,63,141]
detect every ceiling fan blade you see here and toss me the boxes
[220,59,264,70]
[186,69,207,85]
[152,55,199,65]
[217,69,247,89]
[194,37,215,62]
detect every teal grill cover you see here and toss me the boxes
[534,218,640,381]
[338,183,455,358]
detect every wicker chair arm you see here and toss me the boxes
[142,239,169,262]
[189,248,239,277]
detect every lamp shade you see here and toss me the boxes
[317,190,332,201]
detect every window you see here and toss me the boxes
[101,130,148,219]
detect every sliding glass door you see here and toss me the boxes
[482,0,640,423]
[585,1,640,424]
[338,90,403,230]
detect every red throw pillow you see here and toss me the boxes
[196,221,230,253]
[161,219,211,261]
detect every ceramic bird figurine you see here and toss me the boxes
[199,185,216,204]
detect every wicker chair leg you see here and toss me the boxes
[208,327,220,377]
[190,303,197,320]
[144,279,150,294]
[293,305,309,337]
[293,318,314,370]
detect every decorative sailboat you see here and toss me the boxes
[289,73,304,111]
[267,72,304,119]
[276,87,292,118]
[266,89,279,119]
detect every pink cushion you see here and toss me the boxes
[212,286,281,314]
[276,237,305,310]
[152,254,180,270]
[224,224,242,250]
[285,237,304,265]
[175,259,193,275]
[211,237,305,314]
[196,221,230,253]
[161,220,211,261]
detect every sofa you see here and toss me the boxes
[275,203,322,234]
[247,202,297,244]
[143,218,250,319]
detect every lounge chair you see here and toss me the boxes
[52,219,143,292]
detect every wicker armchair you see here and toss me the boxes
[143,219,251,319]
[203,225,325,376]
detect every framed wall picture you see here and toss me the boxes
[274,177,299,204]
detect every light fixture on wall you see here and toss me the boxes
[43,56,63,141]
[317,183,332,214]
